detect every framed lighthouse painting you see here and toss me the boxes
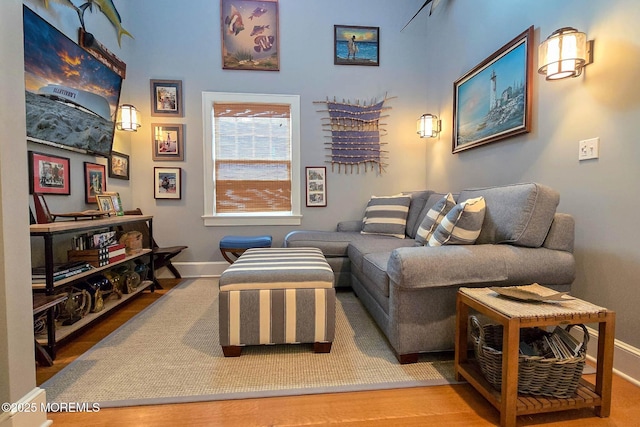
[452,26,533,153]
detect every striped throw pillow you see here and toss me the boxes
[414,193,456,246]
[428,196,486,246]
[361,194,412,239]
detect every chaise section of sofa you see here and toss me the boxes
[284,182,576,363]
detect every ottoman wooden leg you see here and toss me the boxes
[314,342,332,353]
[222,345,242,357]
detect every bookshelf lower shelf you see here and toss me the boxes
[36,280,153,345]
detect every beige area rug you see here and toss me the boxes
[42,278,457,408]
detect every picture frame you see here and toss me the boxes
[334,25,380,66]
[452,26,533,153]
[96,193,115,214]
[305,166,327,207]
[28,151,71,195]
[220,0,280,71]
[108,151,130,180]
[150,79,183,117]
[154,167,182,199]
[84,162,107,203]
[151,124,185,161]
[102,191,124,216]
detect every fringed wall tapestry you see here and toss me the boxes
[314,95,393,174]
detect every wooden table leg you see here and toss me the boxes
[500,318,520,427]
[595,312,615,417]
[454,294,469,381]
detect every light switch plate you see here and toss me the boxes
[579,137,599,161]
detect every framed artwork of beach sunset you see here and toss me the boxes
[334,25,380,66]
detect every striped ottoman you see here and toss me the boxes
[218,247,335,357]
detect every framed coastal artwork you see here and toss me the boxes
[108,151,130,180]
[28,151,71,195]
[334,25,380,66]
[151,124,185,161]
[150,79,183,117]
[220,0,279,71]
[306,166,327,207]
[154,167,182,199]
[452,26,533,153]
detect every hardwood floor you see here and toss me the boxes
[38,279,640,427]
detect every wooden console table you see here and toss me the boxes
[454,287,615,427]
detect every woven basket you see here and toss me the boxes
[469,316,588,398]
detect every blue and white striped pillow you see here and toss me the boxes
[415,193,456,246]
[428,196,486,246]
[361,194,412,239]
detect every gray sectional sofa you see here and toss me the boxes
[284,183,576,363]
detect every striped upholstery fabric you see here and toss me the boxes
[428,196,486,246]
[360,194,411,239]
[414,193,456,246]
[218,247,336,348]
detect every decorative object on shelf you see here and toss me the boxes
[154,167,182,199]
[116,104,141,131]
[119,231,143,255]
[314,95,393,174]
[96,193,115,214]
[151,124,185,161]
[102,192,124,216]
[453,26,533,153]
[28,151,71,195]
[305,166,327,207]
[220,0,280,71]
[84,162,107,203]
[334,25,380,66]
[150,79,183,117]
[417,113,441,138]
[538,27,593,81]
[33,193,53,224]
[108,151,130,180]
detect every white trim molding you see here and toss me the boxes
[585,326,640,387]
[0,388,51,427]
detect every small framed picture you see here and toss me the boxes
[150,79,183,117]
[102,191,124,216]
[305,166,327,207]
[154,167,182,199]
[334,25,380,66]
[28,151,71,195]
[84,162,107,203]
[108,151,130,180]
[151,124,185,161]
[96,193,115,213]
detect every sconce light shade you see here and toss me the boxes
[538,27,592,80]
[417,113,441,138]
[116,104,141,131]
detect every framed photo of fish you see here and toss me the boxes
[220,0,279,71]
[150,79,183,117]
[452,26,533,153]
[334,25,380,66]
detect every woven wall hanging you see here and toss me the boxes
[314,95,393,174]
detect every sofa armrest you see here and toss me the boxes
[542,213,574,252]
[387,244,575,290]
[337,220,362,232]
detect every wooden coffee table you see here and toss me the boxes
[454,287,615,427]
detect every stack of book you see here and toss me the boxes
[32,261,93,283]
[519,326,583,359]
[67,243,127,267]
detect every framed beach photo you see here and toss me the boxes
[150,79,183,117]
[108,151,130,180]
[28,151,71,195]
[151,124,184,161]
[453,26,533,153]
[220,0,279,71]
[306,166,327,207]
[334,25,380,66]
[154,167,182,199]
[84,162,107,203]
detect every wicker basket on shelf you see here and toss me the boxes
[469,316,589,398]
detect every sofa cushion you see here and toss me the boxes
[348,237,416,272]
[458,183,559,247]
[402,190,433,238]
[362,251,392,297]
[428,196,486,246]
[361,194,412,239]
[415,193,456,246]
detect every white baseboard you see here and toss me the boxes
[156,264,640,387]
[0,388,51,427]
[586,326,640,387]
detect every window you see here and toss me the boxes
[202,92,301,226]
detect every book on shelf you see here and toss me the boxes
[68,243,127,267]
[32,261,93,282]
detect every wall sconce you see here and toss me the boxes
[116,104,141,131]
[538,27,593,81]
[417,113,441,138]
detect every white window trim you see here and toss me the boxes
[201,91,302,226]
